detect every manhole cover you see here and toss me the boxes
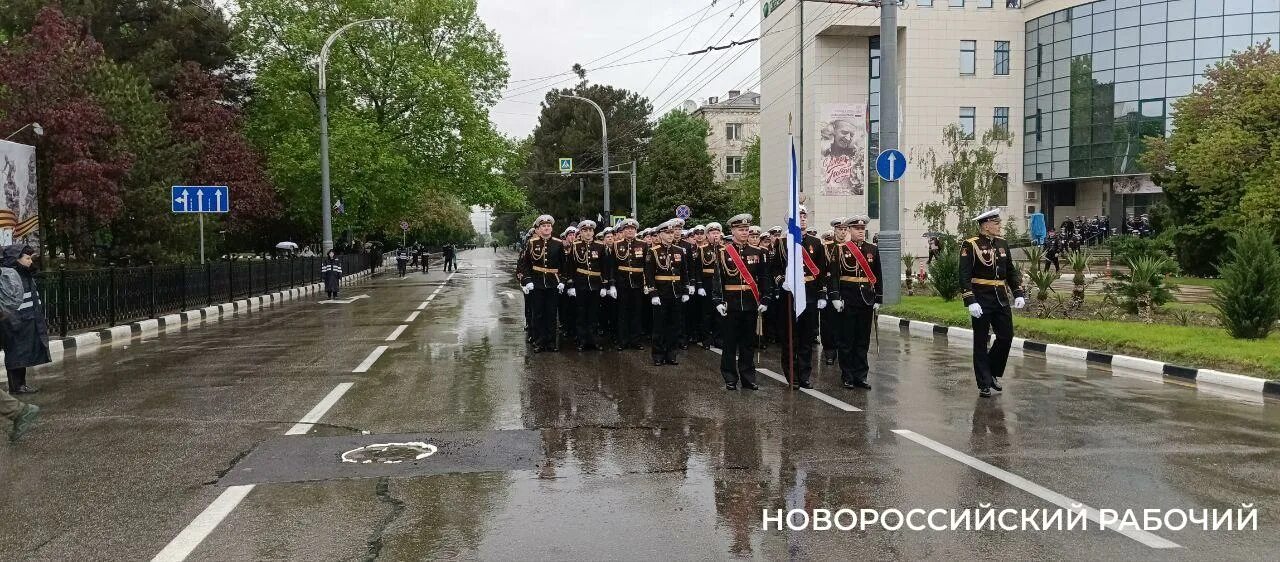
[341,442,438,464]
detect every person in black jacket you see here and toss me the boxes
[711,214,772,390]
[773,205,830,390]
[829,216,882,390]
[517,215,566,352]
[645,220,691,366]
[321,250,343,299]
[0,245,50,396]
[563,220,610,351]
[961,208,1027,397]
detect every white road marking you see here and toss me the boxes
[151,485,256,562]
[754,367,789,385]
[706,347,861,411]
[353,346,388,373]
[405,311,420,323]
[892,430,1181,550]
[154,382,356,561]
[286,383,354,435]
[415,302,427,310]
[385,325,408,342]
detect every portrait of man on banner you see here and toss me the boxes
[816,103,868,198]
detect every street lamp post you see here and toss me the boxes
[4,122,43,141]
[562,94,610,218]
[318,18,391,254]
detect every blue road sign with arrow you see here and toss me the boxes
[172,186,229,213]
[875,149,906,183]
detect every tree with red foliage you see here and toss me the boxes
[0,7,132,258]
[169,62,280,235]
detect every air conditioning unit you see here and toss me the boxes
[1025,191,1038,202]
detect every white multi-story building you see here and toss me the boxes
[759,0,1279,255]
[691,91,762,182]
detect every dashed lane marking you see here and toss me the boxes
[353,346,388,373]
[385,325,408,342]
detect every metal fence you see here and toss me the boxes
[37,252,382,338]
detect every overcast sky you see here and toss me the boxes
[477,0,762,138]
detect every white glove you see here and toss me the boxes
[651,296,661,306]
[873,303,881,312]
[817,299,828,310]
[687,285,695,295]
[968,303,984,318]
[716,303,728,317]
[567,288,576,297]
[757,304,768,314]
[697,287,707,297]
[600,288,608,298]
[522,283,533,294]
[608,286,618,299]
[833,300,845,312]
[681,294,690,303]
[556,282,565,293]
[1014,297,1026,309]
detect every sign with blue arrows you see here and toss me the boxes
[875,149,907,183]
[172,186,229,213]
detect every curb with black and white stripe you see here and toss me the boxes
[877,314,1280,399]
[29,267,380,364]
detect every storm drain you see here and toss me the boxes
[219,430,541,486]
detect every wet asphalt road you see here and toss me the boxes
[1,249,1278,560]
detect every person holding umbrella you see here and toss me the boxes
[321,250,343,299]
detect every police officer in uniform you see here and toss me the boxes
[645,220,691,366]
[819,218,845,366]
[712,214,772,390]
[564,220,610,351]
[961,209,1026,397]
[395,246,410,277]
[517,215,566,352]
[610,219,646,350]
[830,215,882,390]
[774,206,830,389]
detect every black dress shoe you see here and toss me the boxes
[576,345,586,352]
[653,359,665,367]
[842,382,856,389]
[633,344,646,350]
[726,383,737,390]
[679,343,688,350]
[853,381,872,390]
[548,346,559,353]
[797,381,813,389]
[824,358,836,366]
[617,345,626,351]
[666,358,679,365]
[743,382,760,390]
[991,382,1003,392]
[979,388,993,397]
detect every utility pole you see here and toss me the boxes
[579,177,585,207]
[630,160,638,219]
[879,0,902,305]
[563,95,610,218]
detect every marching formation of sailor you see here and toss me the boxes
[516,207,1019,397]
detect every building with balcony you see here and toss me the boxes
[691,91,762,182]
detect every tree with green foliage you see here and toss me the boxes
[1213,227,1280,339]
[1141,44,1280,277]
[914,125,1013,238]
[724,136,761,220]
[239,0,513,243]
[521,83,651,222]
[638,110,727,227]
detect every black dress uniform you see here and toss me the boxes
[678,233,700,347]
[611,222,648,350]
[517,219,566,352]
[818,220,843,366]
[830,216,882,389]
[697,230,723,347]
[775,220,831,389]
[961,209,1026,396]
[645,222,690,366]
[712,215,773,390]
[564,223,610,351]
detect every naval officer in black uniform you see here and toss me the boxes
[960,208,1026,397]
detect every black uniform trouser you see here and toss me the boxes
[397,261,407,276]
[720,310,758,386]
[1044,255,1060,273]
[559,290,574,336]
[523,291,533,334]
[600,290,616,339]
[684,292,701,343]
[6,368,27,392]
[971,305,1014,390]
[701,279,720,345]
[530,288,559,349]
[617,287,644,347]
[780,305,818,385]
[837,306,874,385]
[819,306,837,362]
[651,296,681,362]
[576,289,601,348]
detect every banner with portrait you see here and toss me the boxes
[0,140,40,251]
[816,103,868,200]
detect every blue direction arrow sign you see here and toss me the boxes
[675,205,691,220]
[172,186,229,213]
[875,149,907,183]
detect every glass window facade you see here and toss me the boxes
[994,106,1011,136]
[1024,0,1280,181]
[961,40,977,74]
[960,107,977,138]
[995,41,1012,74]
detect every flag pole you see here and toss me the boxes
[787,115,796,390]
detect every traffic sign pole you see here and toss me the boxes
[199,213,204,265]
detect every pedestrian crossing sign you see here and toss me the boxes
[612,215,626,227]
[559,158,573,175]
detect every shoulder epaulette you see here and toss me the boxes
[965,237,979,243]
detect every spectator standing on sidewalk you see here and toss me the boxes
[321,250,343,299]
[0,245,50,395]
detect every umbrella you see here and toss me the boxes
[275,242,299,250]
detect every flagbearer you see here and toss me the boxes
[712,214,772,391]
[564,220,610,351]
[517,215,566,353]
[645,220,690,366]
[830,215,882,390]
[961,209,1026,397]
[775,205,830,390]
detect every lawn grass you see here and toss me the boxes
[1169,276,1223,289]
[883,296,1280,379]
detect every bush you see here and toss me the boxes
[928,236,962,301]
[1114,255,1177,321]
[1172,224,1230,277]
[1107,235,1178,274]
[1213,228,1280,339]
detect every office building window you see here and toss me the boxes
[961,40,976,75]
[994,106,1010,137]
[994,41,1010,75]
[950,0,965,6]
[960,107,976,139]
[917,0,933,5]
[726,123,743,141]
[978,0,993,7]
[725,156,743,175]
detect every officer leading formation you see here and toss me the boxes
[515,208,1021,397]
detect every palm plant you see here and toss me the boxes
[902,253,916,295]
[1115,255,1177,323]
[1066,250,1092,310]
